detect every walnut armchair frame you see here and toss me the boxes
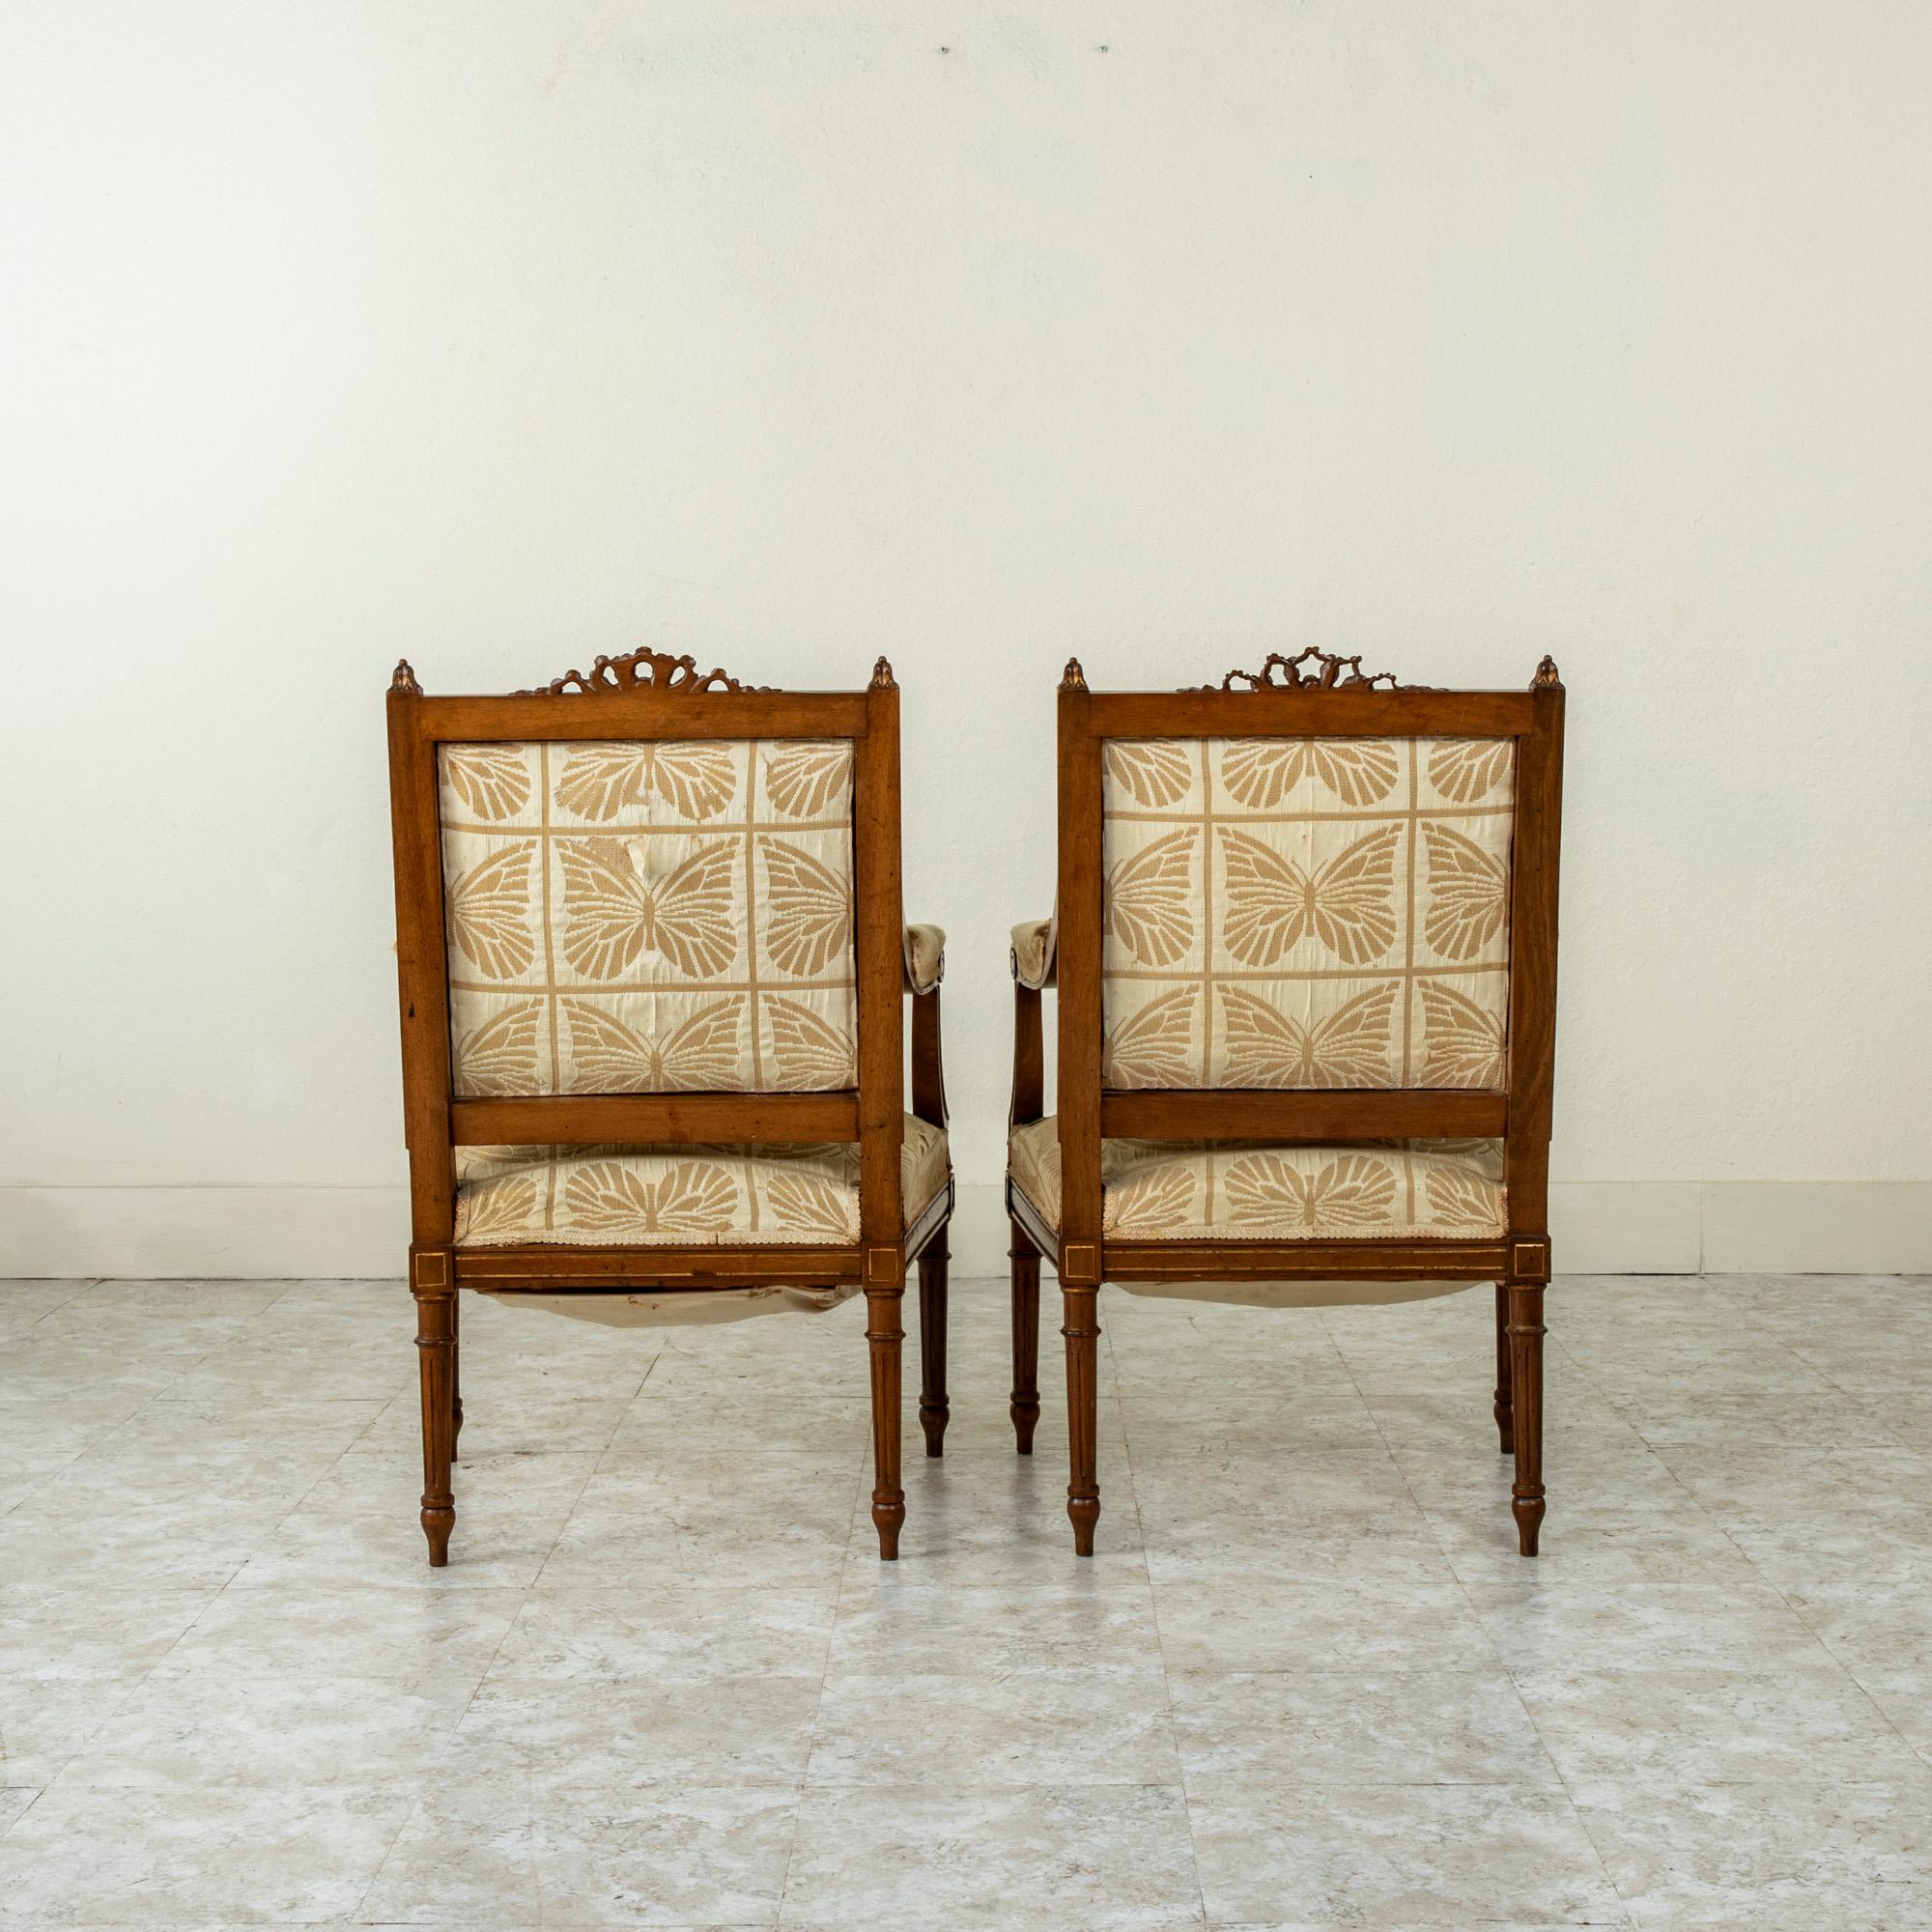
[386,649,952,1566]
[1008,648,1565,1557]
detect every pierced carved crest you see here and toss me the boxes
[520,646,769,697]
[1194,646,1416,694]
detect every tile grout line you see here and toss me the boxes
[1317,1297,1642,1931]
[1484,1314,1664,1929]
[1668,1281,1932,1772]
[1574,1284,1932,1787]
[1476,1291,1926,1916]
[352,1335,668,1929]
[4,1273,1930,1923]
[122,1292,560,1929]
[531,1340,668,1931]
[772,1375,873,1923]
[8,1285,276,1798]
[1109,1295,1214,1930]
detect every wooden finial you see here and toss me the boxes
[390,660,420,696]
[870,656,896,690]
[1060,658,1088,693]
[1531,655,1562,690]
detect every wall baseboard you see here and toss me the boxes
[1,1179,1926,1280]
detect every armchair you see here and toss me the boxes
[385,648,952,1564]
[1006,648,1564,1556]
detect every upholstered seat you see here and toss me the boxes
[1009,1117,1504,1241]
[456,1114,950,1246]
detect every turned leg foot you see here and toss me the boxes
[413,1272,456,1568]
[1508,1281,1547,1557]
[1009,1222,1041,1455]
[867,1285,906,1559]
[1067,1495,1099,1557]
[1512,1492,1547,1556]
[1062,1282,1100,1555]
[421,1504,453,1566]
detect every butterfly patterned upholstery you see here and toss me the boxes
[1009,1117,1505,1241]
[438,738,862,1096]
[455,1113,951,1248]
[1100,737,1514,1091]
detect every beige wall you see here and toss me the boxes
[3,2,1928,1272]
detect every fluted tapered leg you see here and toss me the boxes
[413,1280,455,1567]
[1492,1282,1514,1455]
[917,1241,950,1458]
[867,1286,906,1559]
[1063,1283,1101,1555]
[1009,1221,1041,1454]
[450,1286,464,1464]
[1508,1282,1547,1556]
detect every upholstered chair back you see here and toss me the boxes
[1099,735,1515,1092]
[436,737,857,1097]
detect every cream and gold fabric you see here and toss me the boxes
[1100,737,1514,1092]
[1009,1116,1505,1241]
[438,739,858,1097]
[1010,917,1056,990]
[455,1114,950,1248]
[480,1281,861,1328]
[903,923,946,996]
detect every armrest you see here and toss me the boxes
[903,923,946,997]
[1009,917,1056,990]
[1009,919,1049,1127]
[905,924,948,1127]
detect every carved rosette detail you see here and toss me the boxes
[1194,646,1416,693]
[519,646,768,697]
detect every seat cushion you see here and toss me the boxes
[456,1114,949,1247]
[1009,1116,1505,1241]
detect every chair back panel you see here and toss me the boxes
[437,736,857,1097]
[1100,735,1514,1092]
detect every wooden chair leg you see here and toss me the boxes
[866,1286,906,1559]
[413,1280,456,1566]
[1063,1282,1101,1555]
[450,1287,464,1464]
[1507,1281,1547,1556]
[917,1240,950,1458]
[1009,1220,1041,1455]
[1492,1282,1514,1455]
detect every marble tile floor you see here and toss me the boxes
[1,1271,1929,1929]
